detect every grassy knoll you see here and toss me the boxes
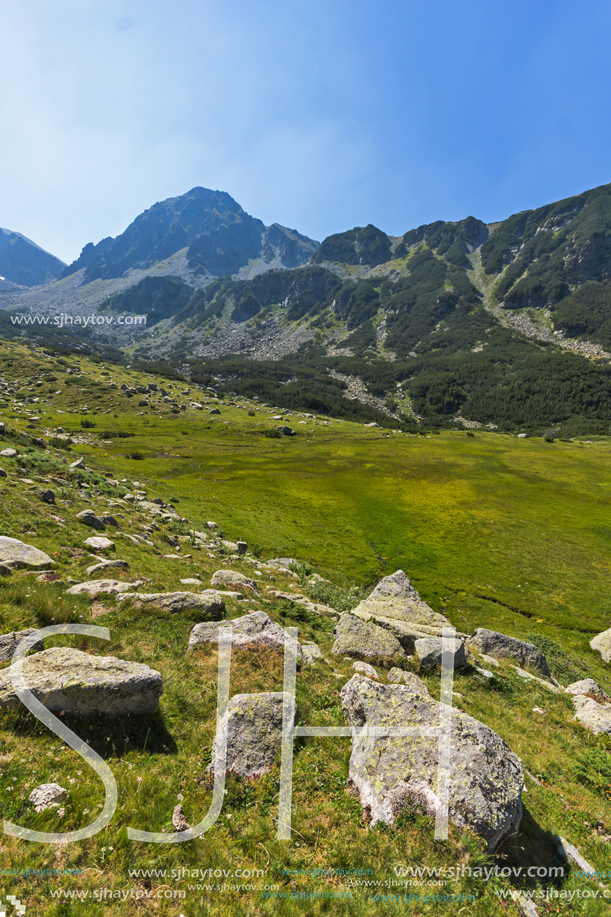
[1,342,611,915]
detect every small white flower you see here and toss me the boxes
[177,793,184,801]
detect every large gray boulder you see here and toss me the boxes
[0,536,54,569]
[331,613,406,659]
[189,610,305,661]
[0,647,162,714]
[340,674,523,851]
[118,591,225,617]
[414,636,468,670]
[350,570,452,650]
[76,510,106,531]
[466,629,551,679]
[210,692,298,778]
[572,695,611,735]
[590,628,611,664]
[0,629,44,663]
[210,570,259,594]
[566,679,609,701]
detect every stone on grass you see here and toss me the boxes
[466,629,552,679]
[76,510,106,531]
[189,610,304,660]
[0,628,44,663]
[351,570,452,649]
[387,668,429,694]
[0,536,54,569]
[512,667,562,693]
[340,674,523,850]
[66,580,137,598]
[29,783,67,813]
[210,570,259,594]
[301,643,323,666]
[83,536,115,551]
[572,696,611,735]
[172,804,191,832]
[332,613,406,659]
[352,661,379,679]
[39,489,55,504]
[85,559,129,576]
[590,628,611,664]
[566,678,609,701]
[0,647,162,714]
[210,692,298,778]
[70,457,85,468]
[0,448,17,458]
[414,636,468,670]
[119,591,225,617]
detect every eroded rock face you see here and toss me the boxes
[0,628,44,663]
[0,536,54,569]
[340,674,523,851]
[590,628,611,664]
[350,570,452,649]
[118,591,225,617]
[210,570,259,594]
[189,610,304,661]
[0,647,163,714]
[210,692,298,778]
[466,629,551,679]
[331,614,406,659]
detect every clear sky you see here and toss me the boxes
[1,0,611,264]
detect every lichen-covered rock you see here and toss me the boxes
[0,536,54,569]
[0,628,44,663]
[119,591,225,617]
[83,536,115,551]
[331,614,406,659]
[29,783,67,812]
[350,570,452,649]
[210,692,298,778]
[210,570,259,594]
[466,629,551,679]
[189,610,303,660]
[301,643,323,666]
[572,695,611,735]
[387,669,429,693]
[0,647,162,714]
[353,661,379,679]
[590,628,611,664]
[566,678,609,701]
[340,674,523,851]
[414,636,468,669]
[66,580,137,598]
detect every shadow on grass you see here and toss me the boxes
[496,807,566,890]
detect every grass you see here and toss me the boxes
[0,341,611,914]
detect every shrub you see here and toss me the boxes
[126,451,144,460]
[80,419,96,429]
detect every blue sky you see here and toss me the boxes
[1,0,611,263]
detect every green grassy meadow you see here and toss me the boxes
[1,343,611,915]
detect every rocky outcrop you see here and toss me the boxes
[590,628,611,664]
[0,629,44,663]
[466,629,552,679]
[340,674,523,850]
[350,570,453,650]
[0,536,54,569]
[0,647,163,714]
[210,692,298,778]
[331,613,406,659]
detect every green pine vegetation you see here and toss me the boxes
[0,341,611,915]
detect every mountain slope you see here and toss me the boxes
[0,228,66,286]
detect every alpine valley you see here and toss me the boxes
[4,181,611,434]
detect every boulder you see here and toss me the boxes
[85,559,130,576]
[301,643,323,666]
[566,678,609,701]
[118,591,225,617]
[29,783,67,813]
[83,536,115,551]
[340,675,523,850]
[210,692,298,778]
[387,668,429,693]
[350,570,452,650]
[414,636,468,670]
[353,661,379,679]
[0,448,17,457]
[276,425,295,436]
[39,489,56,504]
[70,457,85,468]
[0,628,44,663]
[331,613,406,659]
[76,510,106,531]
[590,628,611,664]
[210,570,259,594]
[572,695,611,735]
[0,536,54,569]
[209,408,221,415]
[189,610,305,660]
[0,647,163,714]
[66,580,137,598]
[466,629,552,679]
